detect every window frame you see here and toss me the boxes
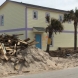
[1,15,4,26]
[59,15,63,22]
[68,19,72,24]
[0,15,4,26]
[33,10,38,19]
[45,12,50,22]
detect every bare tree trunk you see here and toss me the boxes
[74,22,77,50]
[46,32,52,53]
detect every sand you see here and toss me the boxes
[0,46,78,77]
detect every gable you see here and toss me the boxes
[0,1,26,29]
[0,1,25,11]
[0,1,8,10]
[0,1,68,14]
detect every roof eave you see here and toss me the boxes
[0,0,68,13]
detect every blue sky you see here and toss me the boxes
[1,0,78,11]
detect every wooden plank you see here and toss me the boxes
[18,39,28,44]
[0,43,6,55]
[4,55,8,60]
[29,42,39,45]
[28,40,36,44]
[0,43,8,60]
[13,34,23,36]
[24,38,30,42]
[11,44,17,55]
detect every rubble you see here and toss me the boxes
[0,34,78,77]
[0,34,57,77]
[0,34,37,60]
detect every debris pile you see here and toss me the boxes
[0,34,78,77]
[49,49,77,57]
[0,34,38,61]
[0,34,57,77]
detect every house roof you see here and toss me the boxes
[1,0,68,13]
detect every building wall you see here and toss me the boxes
[0,2,26,39]
[27,7,77,50]
[27,7,74,31]
[27,7,48,28]
[0,1,76,50]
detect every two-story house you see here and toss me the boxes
[0,0,76,50]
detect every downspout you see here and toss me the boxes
[25,6,28,38]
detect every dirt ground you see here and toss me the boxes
[0,47,78,77]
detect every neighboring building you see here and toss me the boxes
[0,0,76,50]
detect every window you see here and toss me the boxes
[1,16,4,26]
[59,15,63,22]
[45,12,50,22]
[0,15,4,26]
[68,20,72,23]
[33,11,38,19]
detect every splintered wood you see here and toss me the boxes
[0,34,38,60]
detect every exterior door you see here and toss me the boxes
[35,34,41,49]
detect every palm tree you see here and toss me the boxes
[46,15,63,52]
[63,9,78,50]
